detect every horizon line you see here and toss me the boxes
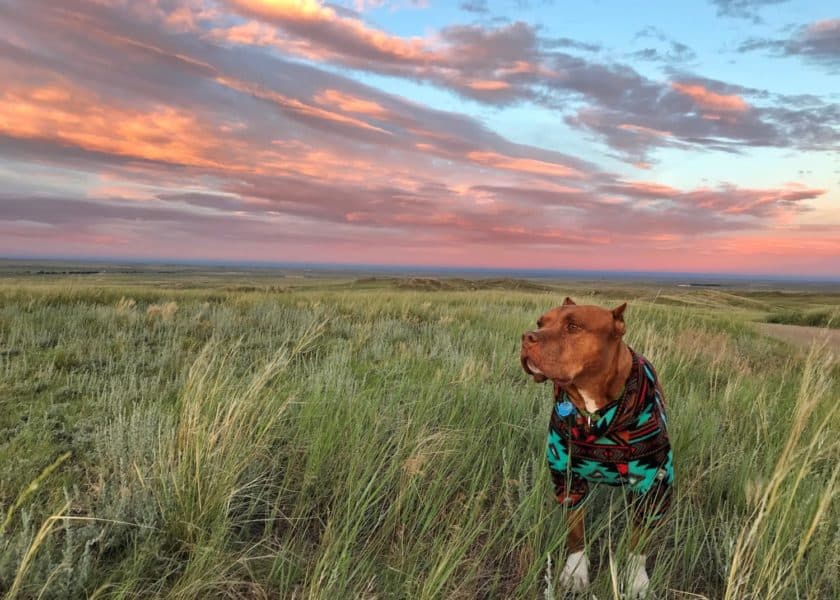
[2,254,839,283]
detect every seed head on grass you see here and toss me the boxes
[114,296,136,316]
[146,301,178,320]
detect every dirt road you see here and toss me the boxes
[757,322,840,356]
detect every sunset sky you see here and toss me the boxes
[0,1,838,276]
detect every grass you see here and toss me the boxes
[764,308,840,329]
[0,275,838,599]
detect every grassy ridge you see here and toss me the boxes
[0,279,838,599]
[764,308,840,329]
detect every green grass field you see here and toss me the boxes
[0,271,838,599]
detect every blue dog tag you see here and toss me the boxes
[555,401,575,417]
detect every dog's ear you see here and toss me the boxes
[562,297,576,306]
[612,303,627,337]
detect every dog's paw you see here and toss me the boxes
[622,554,650,599]
[560,550,590,592]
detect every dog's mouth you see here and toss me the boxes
[521,355,548,382]
[521,355,574,387]
[526,360,543,375]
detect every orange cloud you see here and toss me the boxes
[233,0,334,20]
[466,80,511,91]
[808,18,840,34]
[225,0,435,63]
[0,78,396,182]
[207,20,340,61]
[467,151,584,179]
[0,83,232,169]
[208,6,554,107]
[259,142,392,183]
[671,82,749,113]
[717,184,826,215]
[215,76,392,134]
[615,181,681,198]
[209,20,278,45]
[618,123,672,137]
[314,89,389,117]
[494,61,538,77]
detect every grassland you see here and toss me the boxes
[0,269,838,599]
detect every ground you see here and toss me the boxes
[0,263,837,599]
[758,322,840,355]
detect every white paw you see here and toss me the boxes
[623,553,650,599]
[560,550,590,592]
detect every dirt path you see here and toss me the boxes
[757,322,840,356]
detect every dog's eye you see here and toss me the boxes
[536,319,544,328]
[567,321,581,332]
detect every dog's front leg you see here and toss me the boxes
[559,507,589,592]
[623,525,650,598]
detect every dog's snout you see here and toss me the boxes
[522,331,539,344]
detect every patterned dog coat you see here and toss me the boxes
[546,348,673,525]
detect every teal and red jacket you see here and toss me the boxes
[546,348,674,524]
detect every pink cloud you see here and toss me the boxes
[603,181,681,198]
[466,151,584,179]
[0,81,235,169]
[466,80,511,91]
[313,89,390,117]
[223,0,436,63]
[215,76,392,135]
[618,123,672,138]
[671,82,750,113]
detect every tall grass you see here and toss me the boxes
[0,282,837,598]
[764,308,840,329]
[724,344,838,599]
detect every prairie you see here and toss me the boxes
[0,270,838,599]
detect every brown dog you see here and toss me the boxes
[521,298,673,597]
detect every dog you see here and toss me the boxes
[520,297,673,597]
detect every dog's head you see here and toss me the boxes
[520,297,627,385]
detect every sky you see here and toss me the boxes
[0,0,838,276]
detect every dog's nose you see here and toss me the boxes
[522,331,539,344]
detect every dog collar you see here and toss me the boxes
[556,395,598,428]
[556,383,627,423]
[555,400,575,417]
